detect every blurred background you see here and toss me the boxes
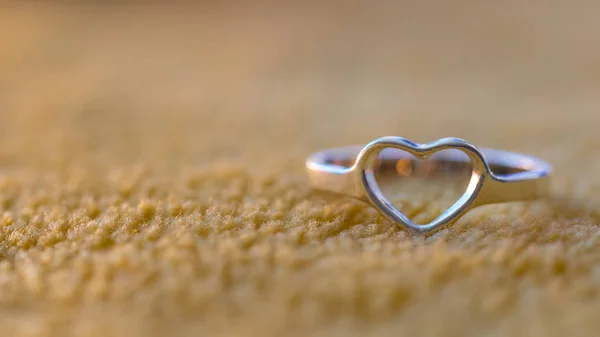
[1,1,599,169]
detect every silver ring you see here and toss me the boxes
[306,137,552,234]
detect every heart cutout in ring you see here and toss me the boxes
[353,137,489,233]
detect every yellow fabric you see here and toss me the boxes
[1,3,599,336]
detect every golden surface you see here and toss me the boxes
[1,2,600,336]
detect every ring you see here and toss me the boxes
[306,137,552,234]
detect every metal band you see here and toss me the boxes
[306,137,552,234]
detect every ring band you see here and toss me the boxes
[306,137,552,234]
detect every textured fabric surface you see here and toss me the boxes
[1,2,600,336]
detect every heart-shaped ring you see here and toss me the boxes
[306,137,551,234]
